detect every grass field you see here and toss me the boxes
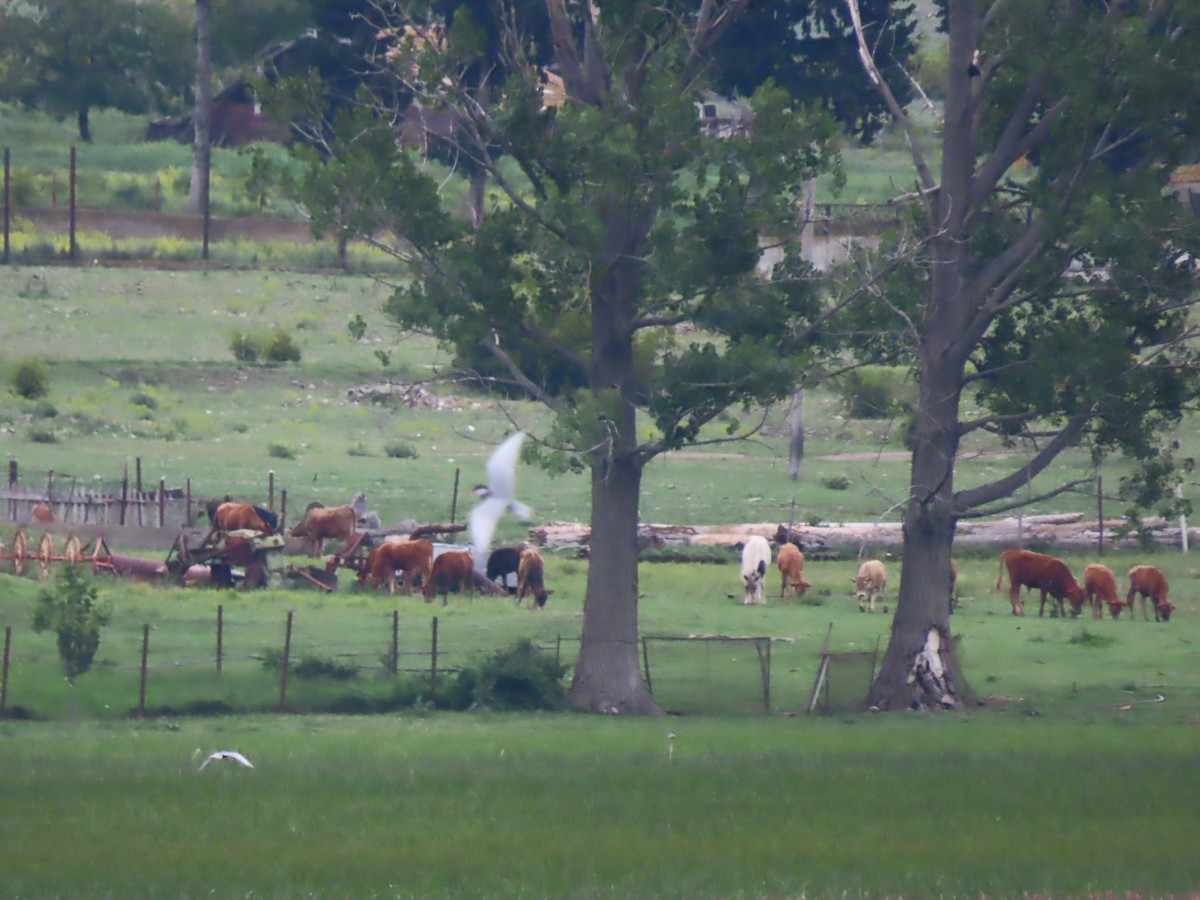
[3,101,1200,896]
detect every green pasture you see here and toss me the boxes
[0,265,1177,532]
[2,547,1198,722]
[1,712,1198,899]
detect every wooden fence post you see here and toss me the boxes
[450,469,461,525]
[186,478,193,527]
[390,610,399,676]
[278,611,293,711]
[280,489,288,530]
[158,476,166,528]
[1,626,10,712]
[135,458,143,526]
[3,147,9,265]
[7,459,16,521]
[430,616,439,704]
[138,623,150,717]
[268,470,275,511]
[216,604,223,675]
[120,463,129,526]
[68,146,76,261]
[1097,475,1104,557]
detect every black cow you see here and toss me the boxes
[486,546,523,594]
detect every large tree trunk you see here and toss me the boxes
[567,450,661,714]
[567,206,661,715]
[187,0,212,214]
[866,363,964,709]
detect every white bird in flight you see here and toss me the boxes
[196,750,254,771]
[469,431,532,563]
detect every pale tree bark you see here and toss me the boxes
[187,0,212,215]
[787,388,806,481]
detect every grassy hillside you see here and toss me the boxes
[0,264,1188,534]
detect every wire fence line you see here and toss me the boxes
[0,612,861,718]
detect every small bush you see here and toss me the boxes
[347,443,374,457]
[264,330,301,364]
[129,391,158,410]
[29,399,58,419]
[821,474,852,491]
[231,422,249,434]
[229,332,259,363]
[292,655,359,681]
[28,427,58,444]
[267,443,297,460]
[839,366,912,420]
[451,639,567,712]
[385,441,418,459]
[9,359,49,399]
[1068,630,1116,648]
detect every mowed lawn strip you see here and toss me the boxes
[1,714,1196,899]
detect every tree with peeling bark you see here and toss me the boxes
[269,0,840,713]
[845,0,1200,710]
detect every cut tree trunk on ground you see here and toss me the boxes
[526,514,1193,554]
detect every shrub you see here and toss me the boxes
[129,391,158,410]
[264,330,301,364]
[347,443,374,457]
[9,359,49,399]
[385,441,418,460]
[821,474,852,491]
[1068,630,1116,648]
[32,567,112,684]
[29,399,58,419]
[451,639,567,712]
[229,332,259,363]
[267,443,296,460]
[839,366,913,420]
[28,427,58,444]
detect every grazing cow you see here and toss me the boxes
[201,497,276,533]
[289,505,356,556]
[1083,564,1123,619]
[776,541,810,599]
[486,546,524,593]
[853,559,887,612]
[31,503,56,523]
[211,501,271,535]
[357,539,434,594]
[740,536,772,605]
[423,550,475,606]
[994,549,1086,617]
[1127,565,1173,622]
[516,546,552,608]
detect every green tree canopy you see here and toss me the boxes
[0,0,193,141]
[842,0,1200,709]
[271,0,846,713]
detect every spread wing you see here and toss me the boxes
[470,496,508,561]
[484,431,526,504]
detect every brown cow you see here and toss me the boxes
[31,503,57,523]
[358,539,434,594]
[210,501,271,536]
[516,547,552,608]
[995,549,1086,617]
[1083,564,1123,619]
[853,559,887,612]
[1127,565,1173,622]
[776,542,809,599]
[290,505,356,556]
[423,550,475,606]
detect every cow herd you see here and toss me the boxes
[195,494,552,608]
[738,536,1175,622]
[995,549,1173,621]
